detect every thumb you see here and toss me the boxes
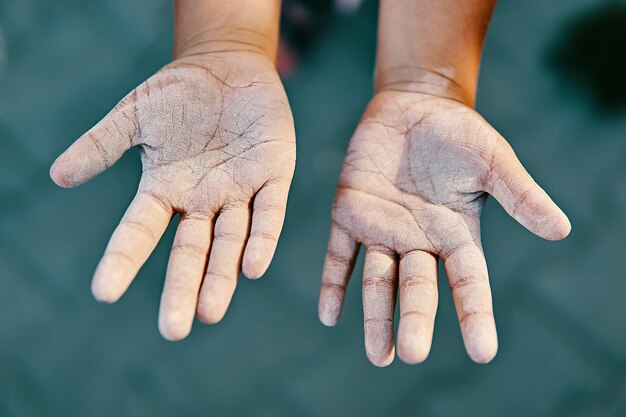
[486,137,571,241]
[50,91,138,188]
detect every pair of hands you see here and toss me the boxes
[51,51,570,364]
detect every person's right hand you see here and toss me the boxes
[318,91,570,365]
[51,51,296,341]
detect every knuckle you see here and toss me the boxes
[459,310,493,324]
[363,275,395,289]
[170,243,207,258]
[450,274,488,293]
[249,231,278,243]
[213,230,246,242]
[325,249,353,267]
[117,219,156,241]
[401,275,435,290]
[321,281,347,293]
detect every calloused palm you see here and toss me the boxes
[318,91,570,365]
[51,52,296,341]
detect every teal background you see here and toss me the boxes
[0,0,625,416]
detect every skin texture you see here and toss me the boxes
[375,0,497,106]
[50,51,296,341]
[318,91,570,366]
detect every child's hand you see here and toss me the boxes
[318,91,570,365]
[51,52,295,340]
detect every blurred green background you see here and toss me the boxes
[1,0,625,416]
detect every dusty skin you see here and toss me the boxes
[318,91,571,366]
[50,52,296,341]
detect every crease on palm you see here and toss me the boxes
[50,52,296,341]
[319,91,570,366]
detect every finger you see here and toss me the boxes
[486,139,571,240]
[92,192,172,303]
[50,91,138,188]
[242,179,290,279]
[158,214,213,341]
[443,242,497,364]
[362,247,397,367]
[397,250,438,364]
[197,206,250,324]
[318,221,360,326]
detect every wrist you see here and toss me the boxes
[173,0,281,61]
[174,27,278,61]
[374,64,477,107]
[375,0,495,108]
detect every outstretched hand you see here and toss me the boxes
[51,52,296,340]
[318,91,570,365]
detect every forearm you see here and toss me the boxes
[174,0,282,61]
[375,0,496,107]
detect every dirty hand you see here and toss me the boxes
[318,91,570,365]
[51,51,295,340]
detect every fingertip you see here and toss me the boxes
[318,306,339,327]
[158,316,191,342]
[462,316,498,364]
[91,282,121,304]
[242,251,270,280]
[366,347,395,367]
[319,316,338,327]
[508,187,572,241]
[318,289,343,326]
[364,322,396,367]
[196,300,228,325]
[49,160,62,186]
[467,341,498,364]
[397,346,430,365]
[546,210,571,241]
[91,260,127,304]
[197,311,225,325]
[531,205,571,241]
[49,155,76,188]
[397,323,433,365]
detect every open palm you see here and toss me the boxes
[51,52,296,341]
[318,91,570,365]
